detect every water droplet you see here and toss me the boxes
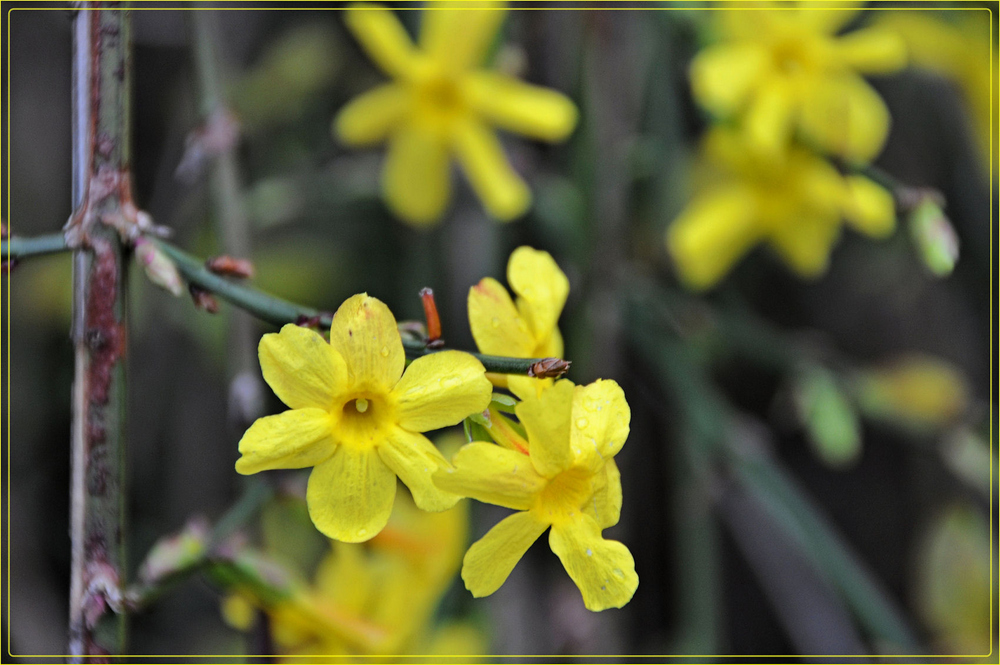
[601,585,606,591]
[612,568,623,578]
[576,418,589,429]
[355,398,369,413]
[491,317,500,328]
[586,548,593,557]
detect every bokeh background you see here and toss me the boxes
[3,1,996,658]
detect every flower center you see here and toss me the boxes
[336,396,388,450]
[535,467,595,524]
[413,67,466,131]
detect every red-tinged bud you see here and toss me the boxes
[206,255,255,279]
[189,284,220,313]
[528,357,571,379]
[419,287,442,344]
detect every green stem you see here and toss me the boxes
[1,232,69,259]
[154,239,560,376]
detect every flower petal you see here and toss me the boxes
[382,126,452,226]
[516,378,575,478]
[746,77,794,159]
[451,117,530,221]
[585,459,622,529]
[666,186,760,290]
[690,43,768,117]
[378,427,460,511]
[307,447,396,542]
[507,246,569,346]
[259,324,347,410]
[314,544,373,613]
[419,5,507,71]
[236,408,335,475]
[767,215,840,277]
[328,294,405,394]
[548,514,638,611]
[462,510,548,597]
[334,83,410,147]
[468,277,535,357]
[842,175,895,238]
[345,4,420,80]
[799,74,890,164]
[391,350,491,432]
[833,28,907,74]
[464,72,578,142]
[434,441,546,510]
[570,380,630,470]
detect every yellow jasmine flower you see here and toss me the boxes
[667,127,895,289]
[334,3,578,226]
[468,245,568,392]
[691,5,906,163]
[435,378,638,611]
[236,293,492,542]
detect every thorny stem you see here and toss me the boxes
[2,232,570,377]
[67,7,132,658]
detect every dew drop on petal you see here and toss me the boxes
[491,317,501,328]
[576,418,589,429]
[586,548,593,557]
[380,346,389,357]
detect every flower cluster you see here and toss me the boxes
[335,2,578,226]
[670,4,907,288]
[236,247,637,613]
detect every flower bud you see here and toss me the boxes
[794,366,861,467]
[909,198,959,276]
[134,237,184,296]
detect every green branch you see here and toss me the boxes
[1,232,70,260]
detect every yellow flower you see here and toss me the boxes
[691,4,906,163]
[236,293,492,542]
[334,3,578,226]
[667,127,895,289]
[468,245,568,392]
[434,378,638,611]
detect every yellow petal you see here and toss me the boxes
[307,447,396,542]
[259,324,347,410]
[314,544,372,614]
[382,126,452,226]
[666,186,760,290]
[570,380,630,470]
[451,117,530,221]
[746,78,794,159]
[468,277,535,357]
[797,6,862,35]
[508,246,569,344]
[378,427,460,511]
[328,294,405,394]
[833,28,907,74]
[767,216,840,277]
[548,514,638,611]
[434,441,546,510]
[344,4,420,80]
[221,594,255,631]
[689,43,768,117]
[419,4,507,71]
[507,374,554,403]
[586,459,622,529]
[236,409,335,475]
[334,83,410,147]
[516,378,575,478]
[842,175,896,238]
[464,71,578,142]
[799,74,890,164]
[462,510,548,597]
[391,350,491,432]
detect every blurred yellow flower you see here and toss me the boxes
[435,378,638,611]
[691,5,906,163]
[334,3,578,225]
[223,493,486,656]
[468,246,568,391]
[667,127,895,289]
[236,293,492,542]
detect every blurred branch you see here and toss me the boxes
[629,297,921,652]
[188,10,264,430]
